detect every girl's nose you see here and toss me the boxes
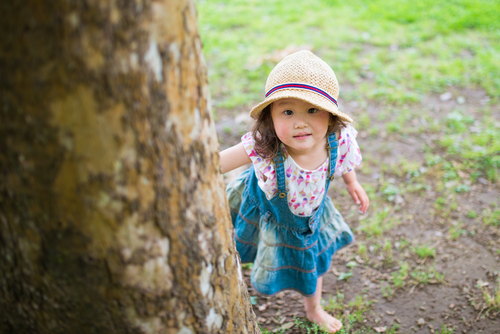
[294,119,307,128]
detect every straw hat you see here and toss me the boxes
[249,50,353,123]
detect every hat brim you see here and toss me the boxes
[249,89,353,123]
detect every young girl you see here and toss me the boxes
[220,50,369,333]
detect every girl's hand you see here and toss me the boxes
[345,180,369,213]
[342,170,369,213]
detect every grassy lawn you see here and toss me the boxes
[199,0,500,109]
[198,0,500,332]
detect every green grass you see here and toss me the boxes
[482,207,500,226]
[481,279,500,311]
[466,210,479,219]
[392,261,409,288]
[264,292,376,334]
[347,294,374,323]
[435,111,500,183]
[414,244,436,259]
[381,184,401,202]
[198,0,500,112]
[242,263,253,270]
[437,324,456,334]
[433,194,459,219]
[448,222,467,240]
[383,239,393,264]
[381,283,394,300]
[357,242,368,261]
[325,292,345,313]
[358,207,396,238]
[320,293,375,333]
[386,323,400,334]
[410,266,445,285]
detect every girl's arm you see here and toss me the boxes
[342,170,369,213]
[219,142,252,174]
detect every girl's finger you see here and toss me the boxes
[363,194,369,212]
[360,192,368,213]
[359,203,366,213]
[358,197,366,212]
[351,190,360,205]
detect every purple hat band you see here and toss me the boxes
[265,83,338,107]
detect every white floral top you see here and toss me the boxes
[242,125,362,216]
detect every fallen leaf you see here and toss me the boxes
[477,280,489,287]
[355,255,365,264]
[282,322,295,329]
[374,326,387,332]
[386,310,395,315]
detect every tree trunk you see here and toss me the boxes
[0,1,258,333]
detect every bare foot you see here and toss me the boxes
[305,305,342,333]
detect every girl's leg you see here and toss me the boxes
[303,276,342,333]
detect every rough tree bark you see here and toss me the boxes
[0,1,258,333]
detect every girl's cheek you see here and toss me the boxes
[274,123,289,140]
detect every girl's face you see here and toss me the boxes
[271,98,331,155]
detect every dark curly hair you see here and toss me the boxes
[251,103,346,161]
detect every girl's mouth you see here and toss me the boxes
[293,133,311,140]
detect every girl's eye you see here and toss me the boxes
[308,108,318,114]
[284,110,294,116]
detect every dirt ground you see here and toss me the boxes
[216,87,500,333]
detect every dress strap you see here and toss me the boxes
[326,132,338,182]
[273,149,287,199]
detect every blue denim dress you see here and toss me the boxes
[226,132,354,296]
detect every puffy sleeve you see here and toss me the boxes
[334,125,363,177]
[241,132,278,199]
